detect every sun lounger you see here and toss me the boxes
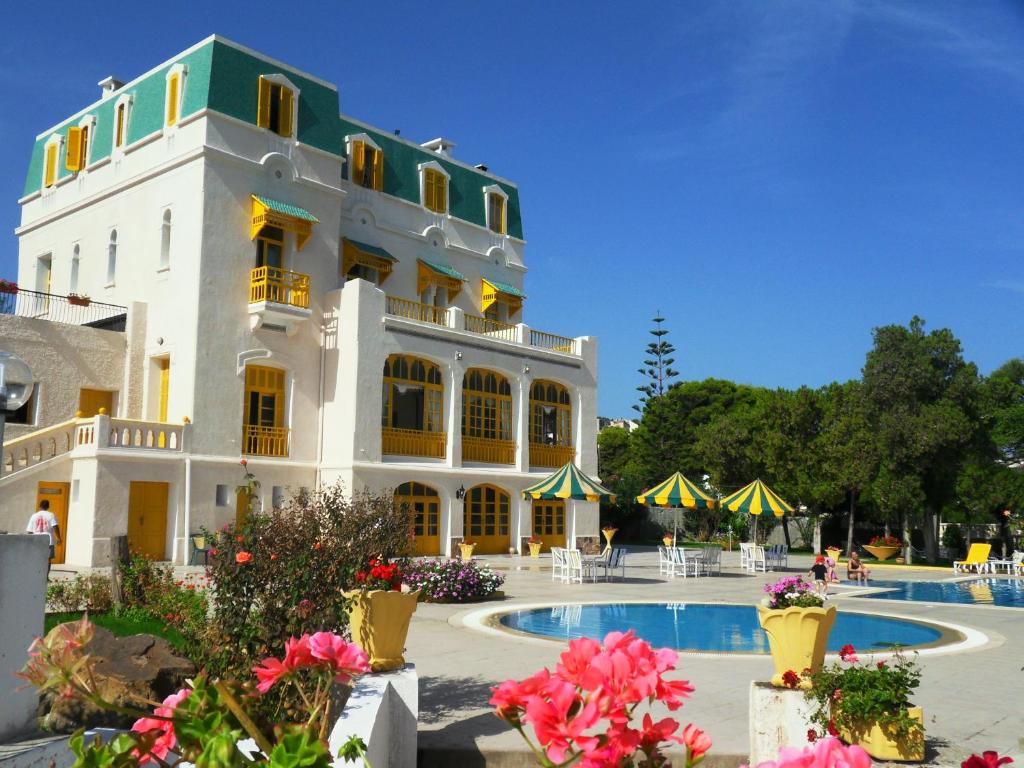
[953,543,992,573]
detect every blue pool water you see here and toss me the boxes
[854,578,1024,608]
[499,603,946,653]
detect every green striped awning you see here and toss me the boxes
[523,463,616,503]
[419,258,466,282]
[253,195,319,222]
[636,472,717,509]
[345,239,396,262]
[719,479,793,517]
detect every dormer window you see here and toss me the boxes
[484,185,508,235]
[419,161,449,214]
[65,118,92,172]
[257,75,297,138]
[165,64,187,127]
[113,94,133,150]
[43,135,62,188]
[349,136,383,191]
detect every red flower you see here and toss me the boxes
[270,553,278,561]
[356,571,366,583]
[235,551,252,564]
[782,670,801,688]
[681,722,711,761]
[962,752,1014,768]
[524,679,600,763]
[838,644,858,663]
[236,535,244,543]
[827,719,839,737]
[877,661,887,670]
[313,542,322,550]
[240,458,248,467]
[131,688,190,762]
[253,656,289,693]
[209,548,218,556]
[807,729,818,743]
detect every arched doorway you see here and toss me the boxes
[462,369,514,464]
[464,484,511,554]
[529,380,574,467]
[382,355,446,458]
[395,482,441,555]
[532,499,566,551]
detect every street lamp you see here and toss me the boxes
[0,351,34,480]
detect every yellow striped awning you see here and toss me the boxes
[523,462,616,503]
[417,259,465,299]
[342,238,396,284]
[636,472,717,509]
[481,278,525,318]
[719,479,793,517]
[250,195,319,251]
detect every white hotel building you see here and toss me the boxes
[0,36,599,566]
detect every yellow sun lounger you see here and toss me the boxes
[953,543,992,573]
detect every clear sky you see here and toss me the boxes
[2,1,1021,416]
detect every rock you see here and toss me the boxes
[39,625,195,732]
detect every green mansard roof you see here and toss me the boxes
[23,36,523,238]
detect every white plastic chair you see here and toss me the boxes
[669,548,699,578]
[739,542,754,571]
[564,549,585,584]
[599,547,627,581]
[550,547,566,581]
[750,545,768,573]
[658,546,673,575]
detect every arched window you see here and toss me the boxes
[382,355,446,459]
[106,230,117,285]
[160,210,172,269]
[70,245,80,293]
[464,484,510,554]
[462,369,514,463]
[530,381,572,446]
[395,482,440,555]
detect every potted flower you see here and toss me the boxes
[527,534,543,558]
[459,537,476,561]
[863,535,902,561]
[0,279,18,294]
[757,575,836,688]
[345,557,419,672]
[67,292,91,306]
[805,646,924,761]
[662,533,675,547]
[601,525,618,550]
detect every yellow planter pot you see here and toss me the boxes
[826,547,842,563]
[662,537,674,547]
[841,707,925,762]
[863,544,901,561]
[459,543,476,561]
[756,604,837,688]
[345,589,420,673]
[528,542,542,558]
[602,530,617,549]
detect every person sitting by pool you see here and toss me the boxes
[808,555,829,596]
[848,551,871,583]
[824,554,839,583]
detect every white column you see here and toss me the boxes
[515,372,531,472]
[446,360,464,467]
[516,495,533,554]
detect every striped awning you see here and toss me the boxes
[523,462,616,503]
[636,472,717,509]
[417,259,465,299]
[482,277,526,318]
[343,238,396,284]
[719,479,793,517]
[251,195,319,251]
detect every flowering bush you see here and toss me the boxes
[18,617,371,766]
[868,535,900,548]
[0,278,17,293]
[762,576,824,609]
[46,574,114,613]
[741,737,872,768]
[804,646,922,743]
[491,629,703,767]
[354,558,404,591]
[404,558,504,602]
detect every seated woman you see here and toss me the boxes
[847,551,871,583]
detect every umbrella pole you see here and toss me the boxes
[751,514,758,544]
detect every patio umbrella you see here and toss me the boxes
[719,479,794,541]
[523,463,615,550]
[635,472,717,545]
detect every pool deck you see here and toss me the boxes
[409,548,1023,767]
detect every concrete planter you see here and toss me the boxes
[863,544,901,561]
[756,604,837,688]
[840,706,925,762]
[345,589,420,672]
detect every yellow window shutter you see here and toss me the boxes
[65,128,83,172]
[438,175,447,213]
[167,74,179,126]
[425,171,436,210]
[373,148,383,190]
[279,87,294,137]
[115,105,124,147]
[257,77,272,128]
[44,144,57,187]
[352,141,365,183]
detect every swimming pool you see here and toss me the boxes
[498,603,951,653]
[853,578,1024,608]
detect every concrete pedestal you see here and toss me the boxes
[0,534,47,742]
[330,664,418,768]
[749,680,816,766]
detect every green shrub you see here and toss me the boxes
[942,524,965,555]
[46,574,114,613]
[117,554,208,659]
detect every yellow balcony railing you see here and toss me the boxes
[250,267,310,309]
[386,295,448,326]
[462,435,516,464]
[464,314,517,342]
[243,425,289,457]
[382,427,447,459]
[530,442,575,468]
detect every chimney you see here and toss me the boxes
[421,137,456,157]
[98,76,124,96]
[474,164,489,172]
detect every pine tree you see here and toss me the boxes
[633,314,679,413]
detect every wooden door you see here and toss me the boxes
[36,482,70,564]
[127,481,168,560]
[79,388,113,417]
[158,359,170,422]
[464,484,510,554]
[532,500,566,552]
[395,482,440,555]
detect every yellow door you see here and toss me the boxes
[465,484,510,554]
[79,388,113,417]
[127,481,168,560]
[243,365,287,457]
[158,359,170,421]
[395,482,440,555]
[532,500,566,552]
[36,482,70,564]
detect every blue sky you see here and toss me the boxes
[2,1,1022,416]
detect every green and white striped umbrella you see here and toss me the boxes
[522,462,616,503]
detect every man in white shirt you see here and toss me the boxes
[26,500,62,576]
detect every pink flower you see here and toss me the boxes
[638,714,683,753]
[681,722,712,761]
[556,637,602,687]
[490,669,551,718]
[308,632,371,684]
[838,644,858,663]
[131,688,190,764]
[742,737,871,768]
[283,635,314,669]
[253,656,290,693]
[524,679,600,763]
[962,752,1014,768]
